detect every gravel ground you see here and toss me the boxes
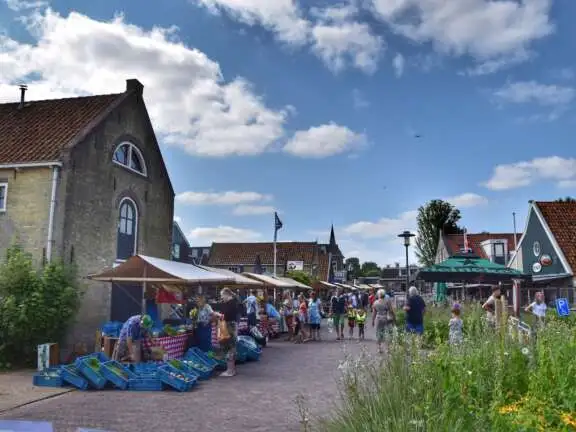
[0,325,379,432]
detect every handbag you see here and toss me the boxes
[217,320,231,343]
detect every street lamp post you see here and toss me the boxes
[398,230,416,292]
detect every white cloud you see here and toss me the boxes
[444,193,488,208]
[340,238,417,266]
[493,81,575,106]
[4,0,46,11]
[188,226,262,243]
[369,0,553,71]
[232,205,276,215]
[343,210,418,239]
[483,156,576,190]
[310,5,383,74]
[0,8,296,157]
[174,216,183,224]
[176,191,272,205]
[283,122,366,158]
[195,1,383,73]
[392,53,405,77]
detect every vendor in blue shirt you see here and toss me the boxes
[112,314,153,362]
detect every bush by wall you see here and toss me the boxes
[0,246,81,368]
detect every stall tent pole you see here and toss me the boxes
[142,263,147,314]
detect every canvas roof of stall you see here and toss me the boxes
[319,281,338,289]
[335,283,357,290]
[242,273,297,288]
[354,283,372,290]
[88,255,235,284]
[196,265,263,286]
[276,276,312,290]
[417,254,529,283]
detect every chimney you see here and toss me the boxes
[18,84,28,109]
[126,79,144,95]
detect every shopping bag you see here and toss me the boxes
[327,318,334,333]
[217,320,231,343]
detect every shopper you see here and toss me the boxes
[356,308,367,340]
[192,295,216,352]
[295,294,310,343]
[372,289,395,354]
[282,291,295,341]
[330,288,347,340]
[308,291,323,341]
[245,289,258,329]
[404,286,426,335]
[218,287,239,377]
[113,314,153,362]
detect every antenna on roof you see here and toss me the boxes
[18,84,28,109]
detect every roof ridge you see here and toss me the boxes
[0,92,123,107]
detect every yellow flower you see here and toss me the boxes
[561,413,576,428]
[498,402,520,414]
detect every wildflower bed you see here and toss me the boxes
[321,305,576,432]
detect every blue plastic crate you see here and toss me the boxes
[183,353,216,374]
[33,368,64,388]
[60,364,89,390]
[157,364,198,392]
[185,348,218,369]
[100,361,138,390]
[131,362,160,375]
[127,377,163,391]
[101,321,123,337]
[74,357,107,389]
[168,359,210,380]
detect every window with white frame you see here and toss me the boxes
[0,183,6,211]
[494,243,505,257]
[113,142,147,176]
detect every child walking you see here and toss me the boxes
[449,303,463,345]
[356,308,367,340]
[347,302,356,340]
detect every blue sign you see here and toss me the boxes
[556,298,570,317]
[0,420,53,431]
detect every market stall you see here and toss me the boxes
[89,255,236,360]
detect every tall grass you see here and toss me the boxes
[319,305,576,432]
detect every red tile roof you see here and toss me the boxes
[536,201,576,272]
[0,93,123,164]
[443,233,520,258]
[208,242,342,280]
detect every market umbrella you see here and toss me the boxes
[417,254,529,284]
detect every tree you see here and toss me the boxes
[555,197,576,203]
[361,261,381,277]
[415,199,463,267]
[344,257,361,279]
[285,270,313,286]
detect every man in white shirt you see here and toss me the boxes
[482,286,501,327]
[245,289,258,328]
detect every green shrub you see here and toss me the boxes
[0,246,81,368]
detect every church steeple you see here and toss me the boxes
[329,224,336,246]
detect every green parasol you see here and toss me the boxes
[418,254,529,284]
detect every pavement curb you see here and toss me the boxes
[0,388,75,415]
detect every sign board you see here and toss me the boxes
[286,261,304,271]
[333,270,346,283]
[556,298,570,317]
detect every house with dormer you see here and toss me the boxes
[436,232,520,265]
[508,201,576,303]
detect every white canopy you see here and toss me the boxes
[197,265,263,286]
[88,255,235,284]
[242,273,298,288]
[319,281,338,288]
[335,283,357,291]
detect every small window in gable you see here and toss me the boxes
[0,183,7,211]
[113,142,147,176]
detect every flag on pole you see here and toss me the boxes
[274,212,283,233]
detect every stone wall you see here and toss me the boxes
[61,89,174,344]
[0,167,54,265]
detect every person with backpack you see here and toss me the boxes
[330,288,347,341]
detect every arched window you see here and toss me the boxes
[116,198,138,260]
[113,142,147,176]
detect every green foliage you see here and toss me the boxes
[555,197,576,203]
[286,270,314,286]
[0,246,81,368]
[344,257,361,278]
[322,304,576,432]
[415,199,463,267]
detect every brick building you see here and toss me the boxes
[208,226,344,281]
[0,79,174,343]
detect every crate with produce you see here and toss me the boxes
[33,368,64,388]
[101,361,138,390]
[157,364,198,392]
[74,355,108,389]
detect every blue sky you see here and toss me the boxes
[1,0,575,265]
